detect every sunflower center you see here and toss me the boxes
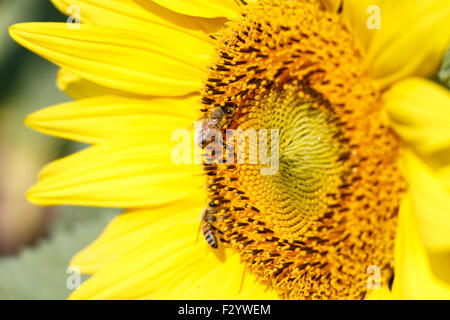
[198,0,406,299]
[247,83,349,238]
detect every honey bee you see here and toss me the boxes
[197,106,234,148]
[198,204,219,249]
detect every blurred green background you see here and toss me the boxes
[0,0,117,299]
[0,0,449,301]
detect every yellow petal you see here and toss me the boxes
[364,286,393,300]
[51,0,222,39]
[57,69,140,99]
[343,0,450,88]
[320,0,341,13]
[151,0,240,19]
[71,203,204,274]
[9,23,211,96]
[69,205,277,299]
[28,141,204,208]
[133,0,227,35]
[25,95,200,144]
[392,195,450,299]
[369,0,450,88]
[428,250,450,285]
[384,77,450,156]
[402,150,450,251]
[341,0,387,53]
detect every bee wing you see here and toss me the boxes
[195,221,203,245]
[195,209,206,245]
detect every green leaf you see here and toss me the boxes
[437,46,450,89]
[0,209,117,300]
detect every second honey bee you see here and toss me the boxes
[199,205,219,249]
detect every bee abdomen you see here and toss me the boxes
[202,224,219,249]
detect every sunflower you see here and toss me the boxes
[8,0,450,299]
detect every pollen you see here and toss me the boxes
[198,0,406,299]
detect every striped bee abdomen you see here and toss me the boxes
[202,223,218,249]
